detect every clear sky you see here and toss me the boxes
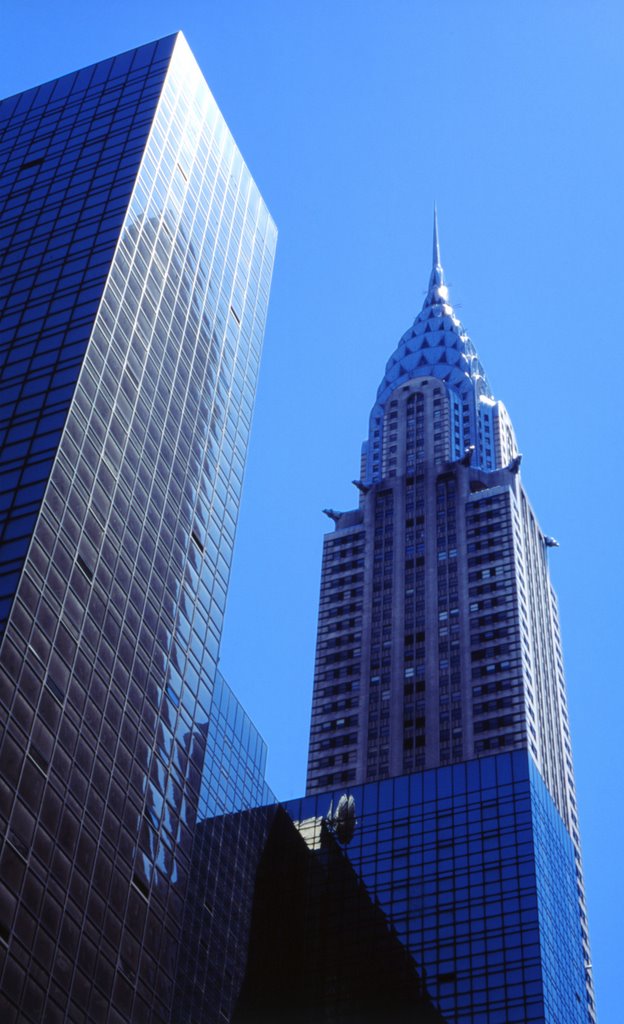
[1,2,621,1019]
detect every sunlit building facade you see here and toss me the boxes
[305,216,595,1021]
[0,35,276,1022]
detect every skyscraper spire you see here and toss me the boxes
[429,204,445,291]
[432,203,441,267]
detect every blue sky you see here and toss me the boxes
[1,2,621,1019]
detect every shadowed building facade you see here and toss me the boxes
[281,751,588,1024]
[232,801,444,1024]
[305,216,595,1022]
[0,36,276,1022]
[184,749,591,1023]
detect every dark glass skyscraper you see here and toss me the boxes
[306,214,595,1021]
[281,751,588,1023]
[0,35,276,1022]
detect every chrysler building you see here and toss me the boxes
[306,214,595,1020]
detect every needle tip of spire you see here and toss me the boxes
[428,205,445,292]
